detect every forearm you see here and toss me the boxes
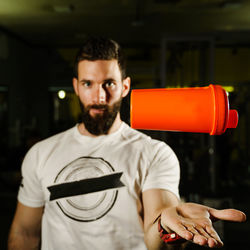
[144,217,187,250]
[8,226,41,250]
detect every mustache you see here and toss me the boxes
[87,104,108,110]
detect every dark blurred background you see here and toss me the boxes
[0,0,249,249]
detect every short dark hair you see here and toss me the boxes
[73,36,126,79]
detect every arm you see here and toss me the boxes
[161,202,246,248]
[8,202,44,250]
[143,189,246,249]
[143,189,186,250]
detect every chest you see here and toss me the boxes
[38,141,149,206]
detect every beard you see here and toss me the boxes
[79,98,122,136]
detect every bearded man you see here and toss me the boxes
[8,37,246,250]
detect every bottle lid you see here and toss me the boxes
[227,109,238,128]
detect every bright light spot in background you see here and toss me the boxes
[58,90,66,99]
[222,86,234,93]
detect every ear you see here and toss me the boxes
[72,77,79,96]
[121,77,131,98]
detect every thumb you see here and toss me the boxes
[208,208,246,222]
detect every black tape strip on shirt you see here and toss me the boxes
[48,172,124,201]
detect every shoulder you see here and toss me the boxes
[27,126,76,156]
[121,123,175,158]
[121,122,149,141]
[121,123,157,150]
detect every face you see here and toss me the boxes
[73,59,130,135]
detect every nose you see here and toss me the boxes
[93,84,106,104]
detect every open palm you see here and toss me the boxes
[161,202,246,248]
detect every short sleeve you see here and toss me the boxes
[142,140,180,199]
[18,144,45,207]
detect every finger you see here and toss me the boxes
[195,226,222,248]
[205,225,224,247]
[165,221,193,241]
[196,226,211,239]
[161,209,193,240]
[180,219,216,243]
[188,222,223,248]
[184,224,211,246]
[192,234,208,246]
[209,208,246,222]
[207,237,223,248]
[183,223,199,235]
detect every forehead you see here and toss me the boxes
[77,59,122,81]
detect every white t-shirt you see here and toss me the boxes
[18,122,180,250]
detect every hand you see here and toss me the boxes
[160,202,246,248]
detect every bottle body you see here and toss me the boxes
[130,85,238,135]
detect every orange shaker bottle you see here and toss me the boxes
[130,85,238,135]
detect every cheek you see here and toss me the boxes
[108,90,122,103]
[78,91,90,106]
[112,86,123,98]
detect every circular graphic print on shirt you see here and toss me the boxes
[54,157,119,222]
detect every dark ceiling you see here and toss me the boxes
[1,0,250,48]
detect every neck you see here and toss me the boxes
[78,113,122,137]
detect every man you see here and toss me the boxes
[8,37,246,250]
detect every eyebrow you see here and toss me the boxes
[103,78,117,83]
[79,78,117,84]
[79,79,91,83]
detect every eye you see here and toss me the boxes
[83,81,91,87]
[105,81,115,88]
